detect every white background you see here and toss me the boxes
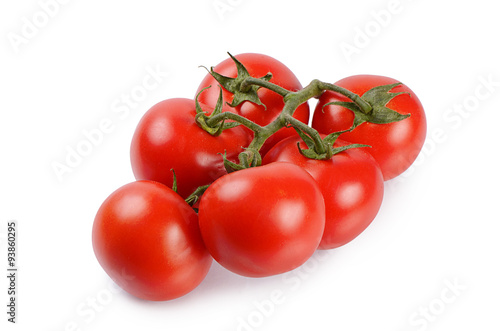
[1,0,499,330]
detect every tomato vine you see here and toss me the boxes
[195,52,409,173]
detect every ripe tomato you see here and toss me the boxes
[264,137,384,249]
[130,98,251,199]
[92,180,212,301]
[312,75,427,180]
[198,162,325,277]
[196,53,310,156]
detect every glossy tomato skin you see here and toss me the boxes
[312,75,427,180]
[198,162,325,277]
[92,181,212,301]
[130,98,251,199]
[263,137,384,249]
[196,53,310,155]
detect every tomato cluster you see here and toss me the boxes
[92,53,426,301]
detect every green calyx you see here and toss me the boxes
[196,53,413,169]
[221,148,262,174]
[294,127,370,161]
[325,82,411,129]
[181,53,418,203]
[195,85,241,136]
[185,184,210,207]
[208,52,272,109]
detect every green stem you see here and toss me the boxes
[206,111,264,133]
[240,77,291,97]
[282,115,327,155]
[273,79,327,117]
[203,78,370,169]
[185,184,211,206]
[317,81,372,114]
[239,81,326,159]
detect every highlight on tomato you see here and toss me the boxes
[92,180,212,301]
[312,75,427,180]
[264,137,384,249]
[130,98,251,199]
[198,162,325,277]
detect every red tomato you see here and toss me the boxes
[92,181,212,301]
[196,53,310,155]
[264,137,384,249]
[198,162,325,277]
[312,75,427,180]
[130,98,251,199]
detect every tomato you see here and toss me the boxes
[263,137,384,249]
[130,98,251,199]
[198,162,325,277]
[92,180,212,301]
[196,53,310,156]
[312,75,427,180]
